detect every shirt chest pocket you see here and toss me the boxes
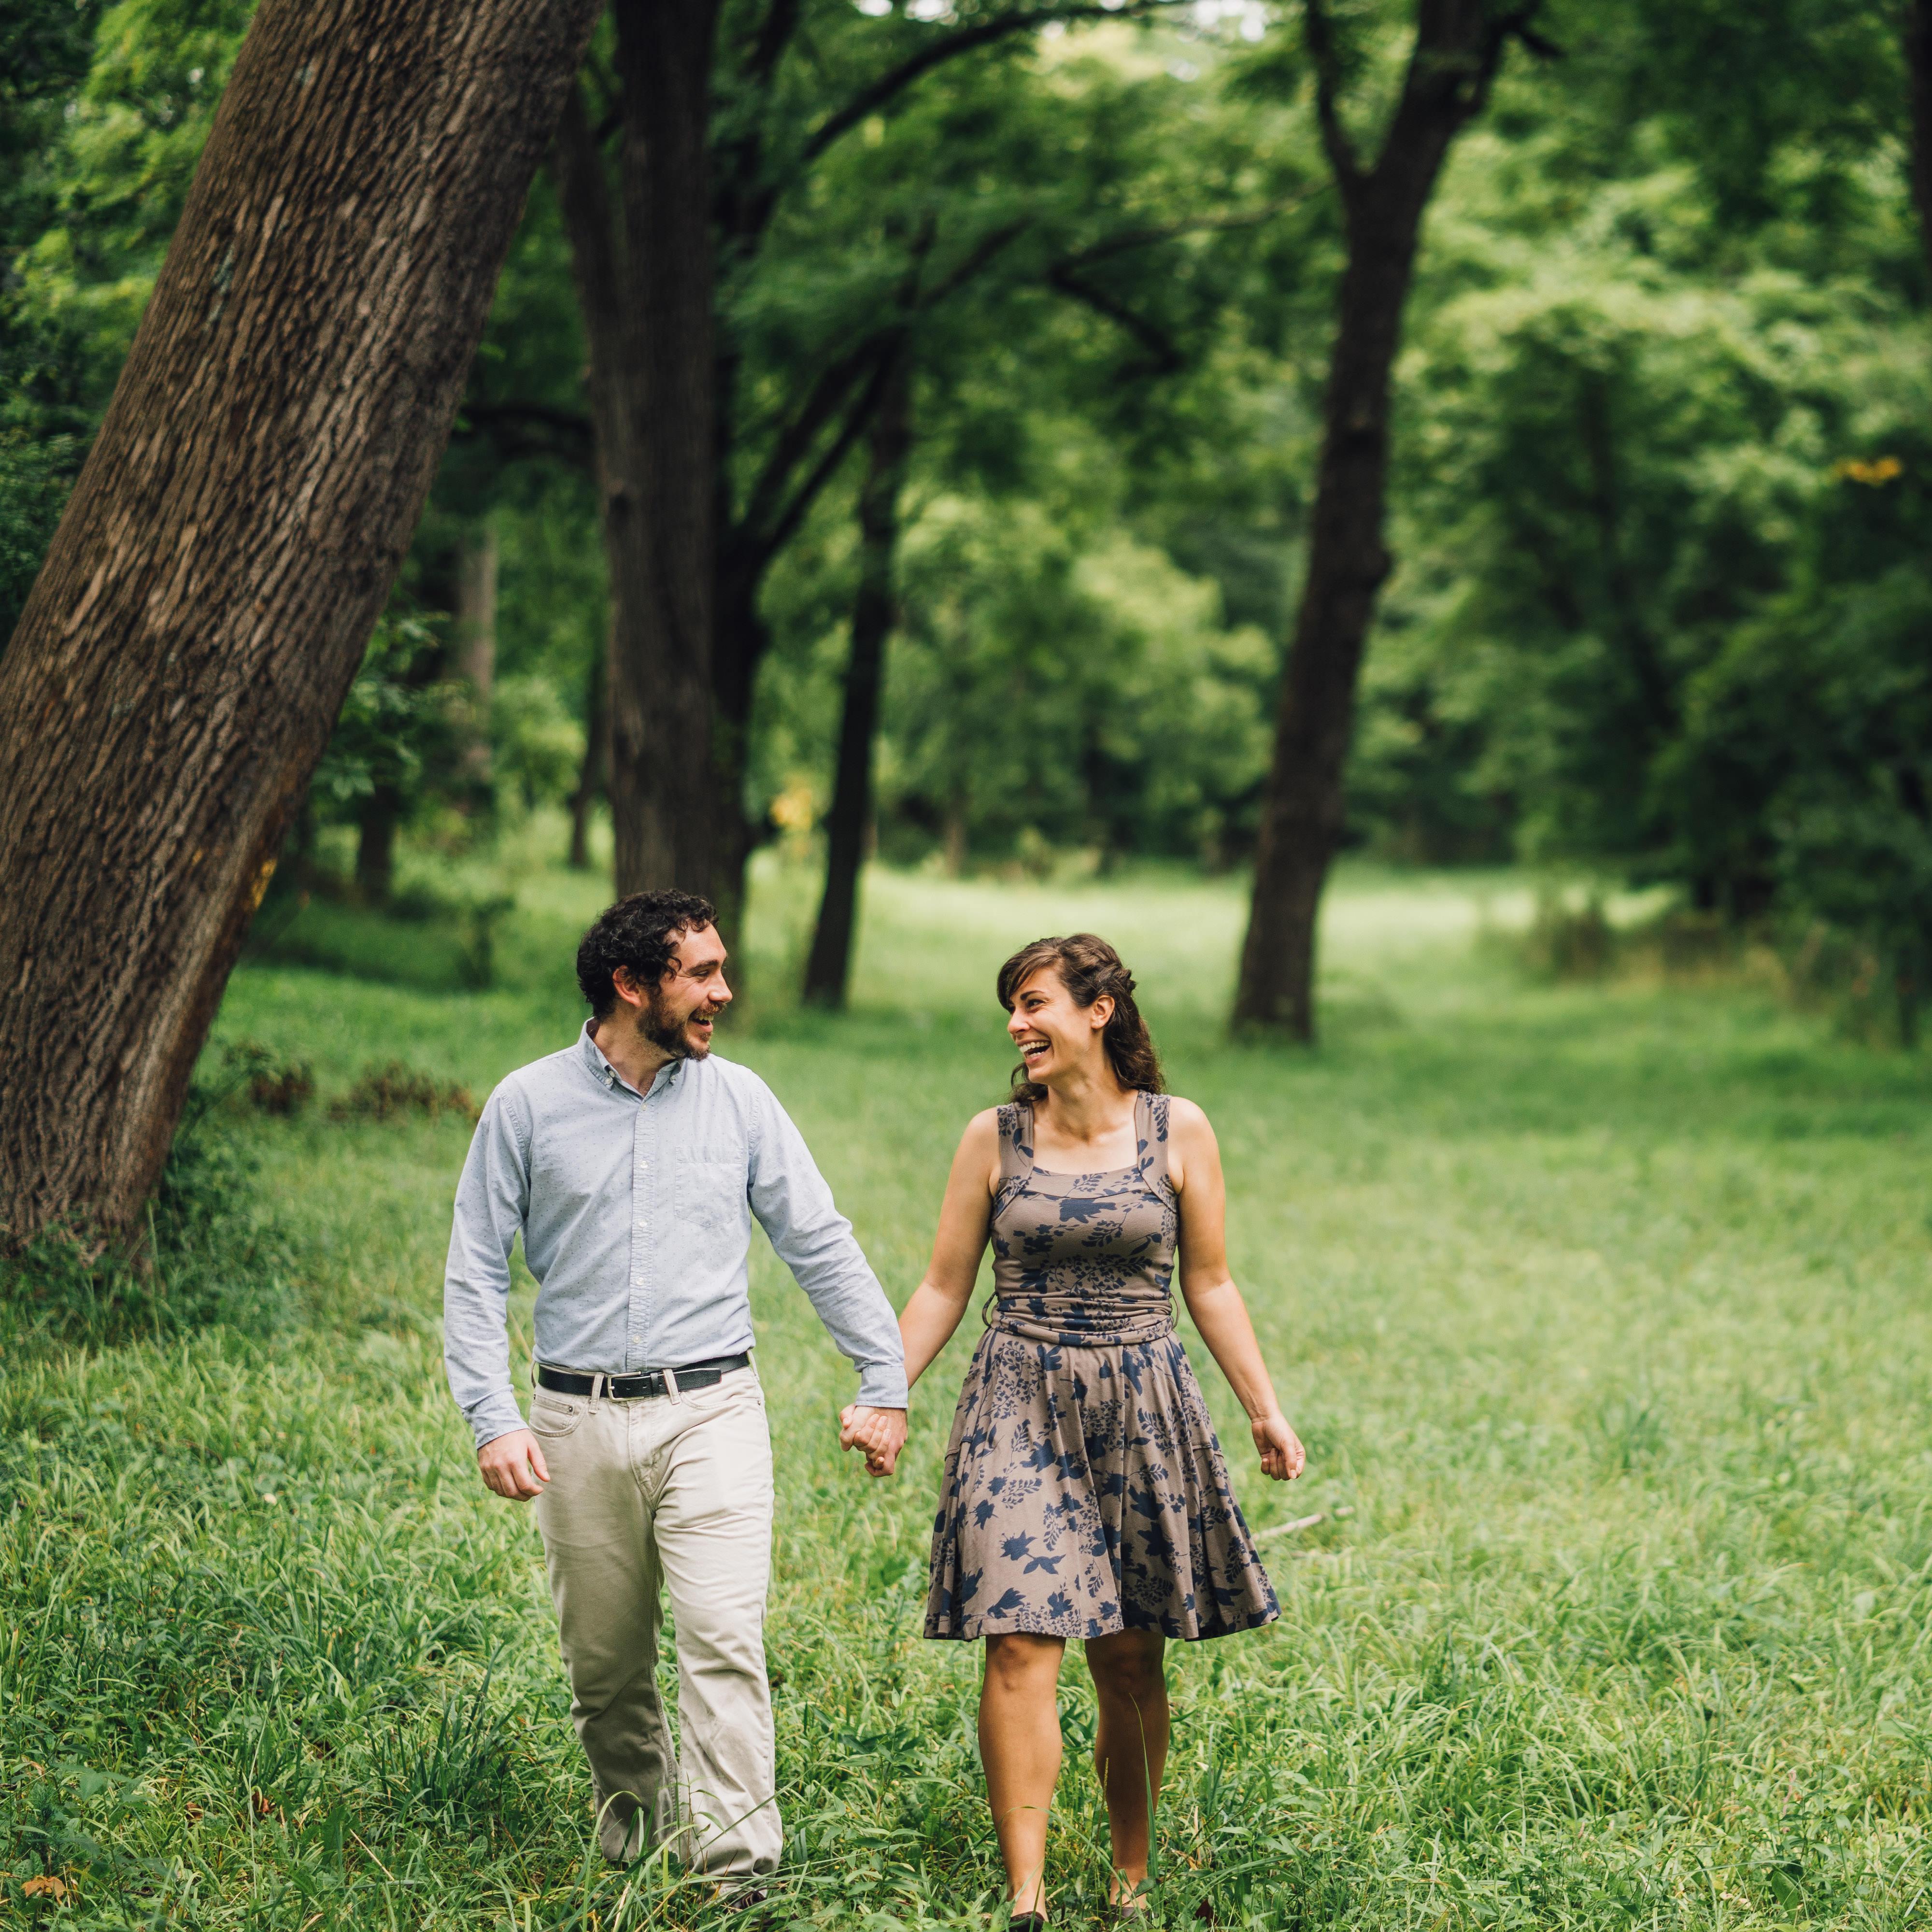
[675,1155,746,1237]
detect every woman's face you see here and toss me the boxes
[1006,966,1114,1087]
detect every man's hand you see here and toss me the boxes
[478,1428,550,1500]
[839,1405,907,1477]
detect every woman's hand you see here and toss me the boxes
[1251,1410,1305,1481]
[840,1403,907,1476]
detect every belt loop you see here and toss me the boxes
[663,1365,682,1405]
[588,1372,603,1417]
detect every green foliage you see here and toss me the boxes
[1666,564,1932,1040]
[311,613,461,827]
[0,425,79,636]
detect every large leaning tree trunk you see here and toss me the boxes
[0,0,602,1246]
[1232,0,1549,1039]
[803,354,914,1009]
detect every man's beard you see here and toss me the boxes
[642,993,708,1060]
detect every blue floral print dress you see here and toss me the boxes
[924,1091,1279,1642]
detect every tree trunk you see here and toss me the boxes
[1233,0,1537,1039]
[710,546,773,939]
[567,615,610,870]
[1908,0,1932,287]
[803,357,913,1009]
[607,0,727,910]
[0,0,601,1244]
[356,786,404,902]
[454,521,498,795]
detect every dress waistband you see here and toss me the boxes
[987,1299,1176,1349]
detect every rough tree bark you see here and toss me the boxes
[803,355,913,1008]
[1233,0,1548,1039]
[0,0,602,1243]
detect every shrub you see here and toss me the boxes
[0,1099,301,1346]
[329,1063,477,1124]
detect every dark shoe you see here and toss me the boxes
[720,1887,769,1914]
[1008,1916,1048,1932]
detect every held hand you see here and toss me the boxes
[478,1428,550,1501]
[839,1404,908,1477]
[1252,1410,1305,1482]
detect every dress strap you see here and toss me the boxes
[1136,1091,1173,1191]
[995,1102,1036,1187]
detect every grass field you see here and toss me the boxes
[5,830,1931,1929]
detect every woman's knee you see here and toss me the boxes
[1086,1631,1166,1706]
[983,1632,1065,1694]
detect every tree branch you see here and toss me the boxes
[451,401,596,472]
[1302,0,1362,191]
[760,349,902,564]
[1051,189,1323,273]
[1045,265,1183,374]
[800,0,1189,169]
[749,0,806,89]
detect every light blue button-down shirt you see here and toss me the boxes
[444,1024,907,1449]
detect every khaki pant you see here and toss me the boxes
[530,1364,778,1874]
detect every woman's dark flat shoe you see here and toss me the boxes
[1008,1915,1048,1932]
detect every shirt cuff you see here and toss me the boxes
[468,1390,529,1452]
[855,1363,909,1410]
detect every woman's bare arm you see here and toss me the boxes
[1169,1097,1305,1482]
[843,1109,1001,1469]
[897,1108,1002,1390]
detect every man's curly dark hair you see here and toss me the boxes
[576,890,718,1019]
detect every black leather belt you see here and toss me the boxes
[535,1353,750,1400]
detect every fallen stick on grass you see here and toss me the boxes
[1256,1505,1353,1541]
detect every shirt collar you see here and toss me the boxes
[579,1021,682,1099]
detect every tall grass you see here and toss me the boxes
[3,834,1929,1926]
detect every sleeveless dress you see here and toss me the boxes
[923,1091,1279,1642]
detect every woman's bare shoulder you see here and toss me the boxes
[1162,1093,1215,1139]
[954,1106,1006,1160]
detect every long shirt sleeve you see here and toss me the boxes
[443,1087,534,1451]
[748,1085,908,1410]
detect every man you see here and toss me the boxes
[444,888,907,1889]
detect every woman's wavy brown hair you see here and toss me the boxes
[996,933,1165,1104]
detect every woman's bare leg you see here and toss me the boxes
[980,1633,1066,1917]
[1084,1630,1169,1906]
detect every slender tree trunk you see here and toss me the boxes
[0,0,601,1244]
[567,616,610,870]
[607,0,727,909]
[803,358,913,1009]
[1233,0,1539,1038]
[1908,0,1932,287]
[454,521,498,796]
[710,544,772,938]
[356,787,404,902]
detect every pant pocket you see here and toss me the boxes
[530,1393,583,1438]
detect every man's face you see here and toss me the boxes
[639,922,732,1060]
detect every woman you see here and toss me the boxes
[869,933,1303,1927]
